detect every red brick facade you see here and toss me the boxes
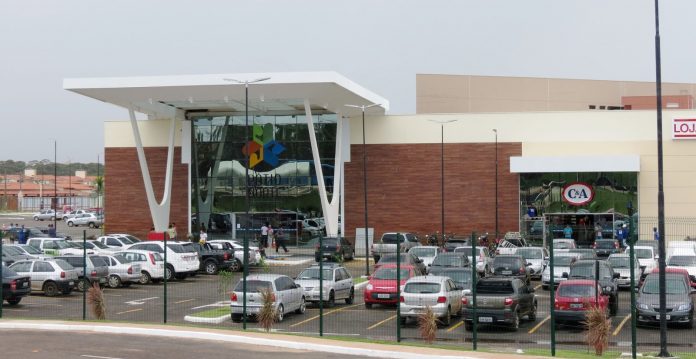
[344,143,522,240]
[105,147,189,240]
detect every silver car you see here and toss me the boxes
[295,264,355,306]
[66,213,103,228]
[607,253,642,288]
[514,247,549,279]
[33,209,57,221]
[9,259,79,296]
[453,246,493,276]
[99,254,142,288]
[230,274,306,322]
[56,255,110,291]
[400,275,463,326]
[408,246,440,268]
[541,252,581,289]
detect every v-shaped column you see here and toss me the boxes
[129,109,176,232]
[304,100,342,237]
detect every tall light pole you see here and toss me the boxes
[53,140,57,232]
[428,119,457,241]
[224,76,270,330]
[493,129,498,243]
[653,0,669,356]
[345,103,380,276]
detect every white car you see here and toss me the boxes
[99,253,143,288]
[667,255,696,282]
[26,238,91,256]
[97,235,137,249]
[453,246,493,276]
[126,241,200,280]
[119,250,165,284]
[208,239,260,265]
[513,247,549,279]
[399,275,463,326]
[230,274,306,322]
[541,252,581,289]
[607,253,642,288]
[634,245,657,273]
[408,246,440,268]
[294,263,354,306]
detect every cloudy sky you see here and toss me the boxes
[1,0,695,162]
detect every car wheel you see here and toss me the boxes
[231,314,242,323]
[204,260,219,275]
[89,222,96,228]
[7,297,21,305]
[50,216,55,221]
[67,221,74,227]
[43,282,59,297]
[440,307,451,327]
[687,315,694,329]
[345,288,355,304]
[164,265,174,281]
[528,302,537,321]
[33,216,39,221]
[277,304,285,322]
[399,316,408,325]
[365,302,373,309]
[108,275,122,288]
[511,311,520,330]
[77,278,90,292]
[327,291,335,308]
[229,259,241,272]
[139,271,152,284]
[610,296,618,316]
[295,297,306,314]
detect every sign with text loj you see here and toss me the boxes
[673,118,696,140]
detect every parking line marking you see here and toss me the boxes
[528,315,550,334]
[613,315,631,336]
[81,355,124,359]
[289,304,362,328]
[116,308,143,315]
[368,315,396,330]
[534,284,542,290]
[446,320,464,332]
[175,299,196,304]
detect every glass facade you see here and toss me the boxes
[191,113,337,241]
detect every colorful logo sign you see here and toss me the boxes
[673,118,696,140]
[242,123,285,171]
[562,182,594,206]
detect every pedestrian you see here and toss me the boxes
[168,223,177,241]
[199,227,207,245]
[268,224,275,250]
[48,223,56,237]
[275,226,288,253]
[594,223,603,240]
[653,227,659,241]
[260,222,269,250]
[18,224,26,244]
[563,224,573,239]
[171,222,178,241]
[617,224,627,248]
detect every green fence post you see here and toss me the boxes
[629,242,637,359]
[396,232,401,343]
[548,231,556,357]
[164,231,168,324]
[471,231,477,350]
[82,230,86,320]
[319,233,324,337]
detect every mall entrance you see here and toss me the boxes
[543,212,628,248]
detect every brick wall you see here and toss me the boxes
[105,147,189,240]
[344,143,522,241]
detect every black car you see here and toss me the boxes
[428,253,471,275]
[187,242,240,274]
[594,239,621,258]
[566,259,620,316]
[2,264,31,305]
[315,237,355,262]
[491,255,530,284]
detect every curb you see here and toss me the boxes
[184,314,229,324]
[354,280,369,290]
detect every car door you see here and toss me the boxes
[339,268,352,298]
[447,279,462,312]
[11,262,35,290]
[285,276,301,310]
[515,280,532,314]
[274,277,287,309]
[33,261,55,289]
[332,269,345,298]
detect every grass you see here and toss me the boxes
[353,277,367,284]
[522,348,622,359]
[189,307,230,318]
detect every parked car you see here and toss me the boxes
[554,280,611,325]
[566,259,620,316]
[428,253,471,275]
[462,277,537,331]
[453,246,493,276]
[636,273,694,328]
[644,267,695,289]
[6,244,52,261]
[443,238,470,253]
[496,237,529,255]
[513,247,549,279]
[374,253,426,275]
[98,254,142,288]
[9,259,79,296]
[2,245,44,266]
[667,255,696,285]
[33,209,58,221]
[55,255,110,291]
[371,232,420,262]
[66,213,103,228]
[96,235,138,249]
[491,255,530,284]
[436,267,474,294]
[294,263,354,306]
[364,264,416,308]
[607,253,642,288]
[408,246,440,268]
[208,239,260,266]
[127,241,200,280]
[635,240,659,254]
[119,250,165,284]
[594,239,621,258]
[541,253,581,290]
[62,209,92,222]
[634,246,658,274]
[553,238,577,250]
[27,238,86,256]
[187,242,240,274]
[2,264,31,305]
[229,274,306,323]
[400,275,463,326]
[314,237,355,262]
[109,234,143,243]
[566,248,597,260]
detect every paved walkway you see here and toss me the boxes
[0,320,548,359]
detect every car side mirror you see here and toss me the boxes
[562,272,569,279]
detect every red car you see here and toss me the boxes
[363,264,415,308]
[554,279,610,325]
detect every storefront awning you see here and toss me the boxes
[510,155,640,173]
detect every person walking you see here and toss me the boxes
[563,224,573,239]
[199,228,207,245]
[260,222,269,250]
[653,227,659,241]
[275,226,288,253]
[18,224,26,244]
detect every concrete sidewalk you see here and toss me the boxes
[0,320,547,359]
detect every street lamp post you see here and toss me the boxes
[428,119,457,241]
[53,140,57,232]
[345,103,380,276]
[493,129,498,243]
[224,76,270,330]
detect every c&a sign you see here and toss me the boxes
[673,118,696,140]
[562,182,594,206]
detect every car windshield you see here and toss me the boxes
[608,257,631,268]
[112,254,130,264]
[381,233,404,244]
[477,281,514,294]
[234,280,272,293]
[90,256,108,267]
[516,248,542,259]
[90,241,109,249]
[2,265,18,277]
[441,270,472,285]
[446,240,468,247]
[553,256,576,266]
[595,241,615,249]
[554,241,573,249]
[493,257,521,267]
[4,246,23,255]
[373,268,410,280]
[636,249,653,259]
[642,277,687,295]
[506,239,524,247]
[124,235,141,243]
[151,252,163,261]
[378,254,409,264]
[404,282,441,294]
[558,284,596,298]
[52,240,71,249]
[410,248,437,258]
[54,259,74,270]
[297,268,333,280]
[19,245,42,255]
[432,255,464,267]
[167,244,189,253]
[668,256,696,267]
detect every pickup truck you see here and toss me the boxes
[462,277,537,331]
[371,232,420,262]
[187,242,240,274]
[496,237,529,255]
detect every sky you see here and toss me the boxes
[1,0,695,163]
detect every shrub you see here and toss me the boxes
[417,306,438,344]
[583,304,611,355]
[257,288,277,332]
[87,282,106,320]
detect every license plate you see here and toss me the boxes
[570,303,583,309]
[502,270,512,275]
[478,317,493,323]
[377,293,390,299]
[656,314,671,320]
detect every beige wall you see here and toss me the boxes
[104,119,185,148]
[417,74,696,114]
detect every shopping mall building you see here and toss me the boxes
[64,72,696,248]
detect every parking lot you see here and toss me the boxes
[3,213,696,353]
